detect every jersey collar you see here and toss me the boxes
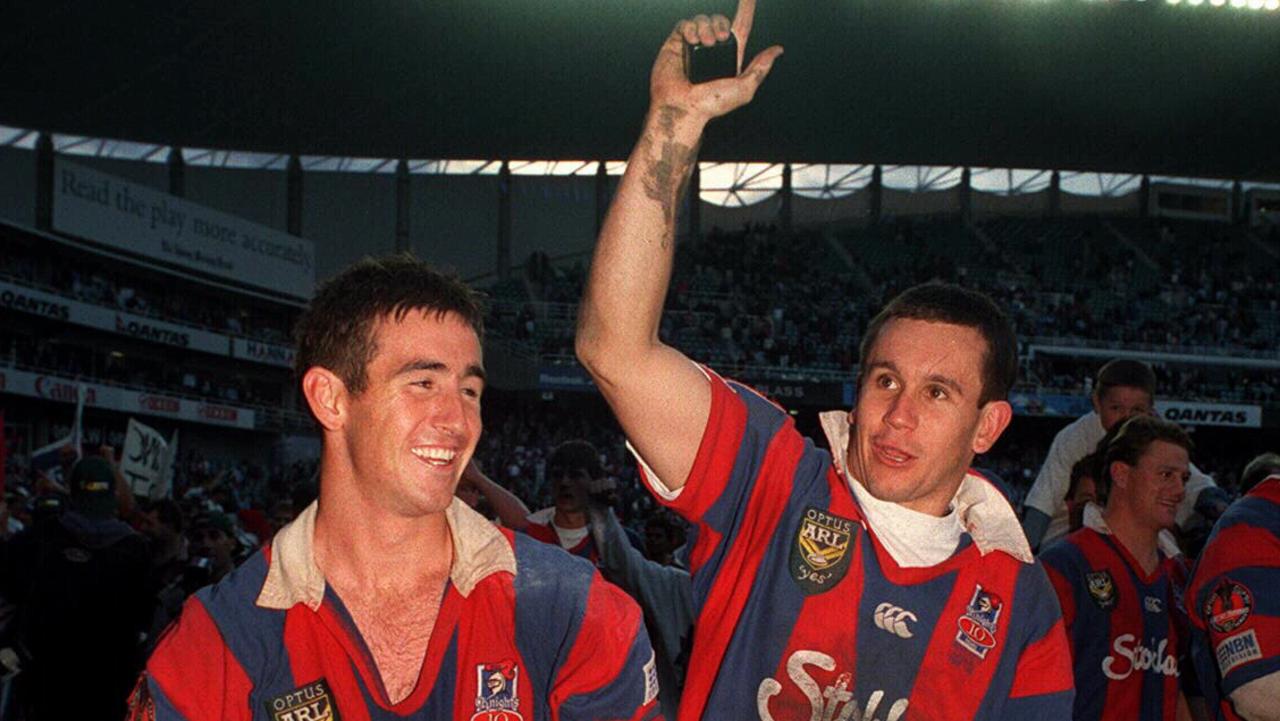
[819,409,1034,564]
[256,497,516,611]
[1081,502,1182,558]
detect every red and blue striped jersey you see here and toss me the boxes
[130,500,661,721]
[1041,523,1190,721]
[1186,475,1280,721]
[637,372,1074,721]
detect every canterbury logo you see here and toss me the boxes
[873,603,917,639]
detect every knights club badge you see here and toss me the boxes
[955,585,1003,659]
[473,661,523,721]
[789,506,855,595]
[1086,570,1118,610]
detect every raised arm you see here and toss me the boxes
[576,1,782,491]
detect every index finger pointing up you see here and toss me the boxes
[732,0,757,70]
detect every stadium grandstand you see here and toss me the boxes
[1,0,1278,719]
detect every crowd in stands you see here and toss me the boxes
[490,217,1280,398]
[0,330,283,407]
[0,228,299,345]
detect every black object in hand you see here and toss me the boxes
[684,34,738,84]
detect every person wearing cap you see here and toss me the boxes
[0,455,151,721]
[1023,359,1219,552]
[186,510,242,585]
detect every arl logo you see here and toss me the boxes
[473,661,523,721]
[790,507,855,595]
[264,679,340,721]
[1086,571,1117,610]
[758,650,909,721]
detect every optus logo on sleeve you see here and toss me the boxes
[265,679,340,721]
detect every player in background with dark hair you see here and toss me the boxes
[1024,359,1218,552]
[1185,452,1280,721]
[464,440,615,562]
[575,3,1073,718]
[1065,452,1101,534]
[1041,415,1199,721]
[133,255,660,721]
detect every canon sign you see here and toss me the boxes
[34,377,96,403]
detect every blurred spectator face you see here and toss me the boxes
[189,523,236,577]
[847,319,1009,516]
[1066,474,1097,532]
[1110,440,1189,532]
[550,464,592,516]
[644,514,684,564]
[1093,385,1153,432]
[454,476,482,509]
[268,500,295,536]
[333,311,483,517]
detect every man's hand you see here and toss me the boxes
[650,0,783,124]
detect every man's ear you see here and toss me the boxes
[301,367,347,432]
[1109,460,1131,492]
[972,400,1013,455]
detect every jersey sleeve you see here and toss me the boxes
[1004,561,1076,716]
[136,595,254,721]
[631,367,807,588]
[1039,544,1079,633]
[550,572,662,721]
[1187,508,1280,701]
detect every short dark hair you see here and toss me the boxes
[1066,451,1101,504]
[293,254,486,395]
[1240,452,1280,494]
[858,283,1017,406]
[1098,414,1193,500]
[548,440,604,480]
[1094,359,1157,401]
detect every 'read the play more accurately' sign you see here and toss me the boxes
[1155,401,1261,428]
[0,367,255,430]
[52,159,315,299]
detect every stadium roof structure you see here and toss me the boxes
[3,0,1278,181]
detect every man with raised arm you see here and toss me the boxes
[576,3,1074,720]
[131,256,660,721]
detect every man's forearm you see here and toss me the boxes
[467,465,532,529]
[577,105,706,369]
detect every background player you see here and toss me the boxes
[1185,453,1280,721]
[1024,359,1217,551]
[1042,415,1197,721]
[131,256,660,721]
[576,2,1073,719]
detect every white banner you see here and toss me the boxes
[0,367,255,429]
[1156,401,1262,428]
[0,280,300,366]
[52,159,315,299]
[122,418,171,499]
[231,338,296,369]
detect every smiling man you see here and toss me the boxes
[1041,415,1196,721]
[574,3,1073,719]
[131,256,660,721]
